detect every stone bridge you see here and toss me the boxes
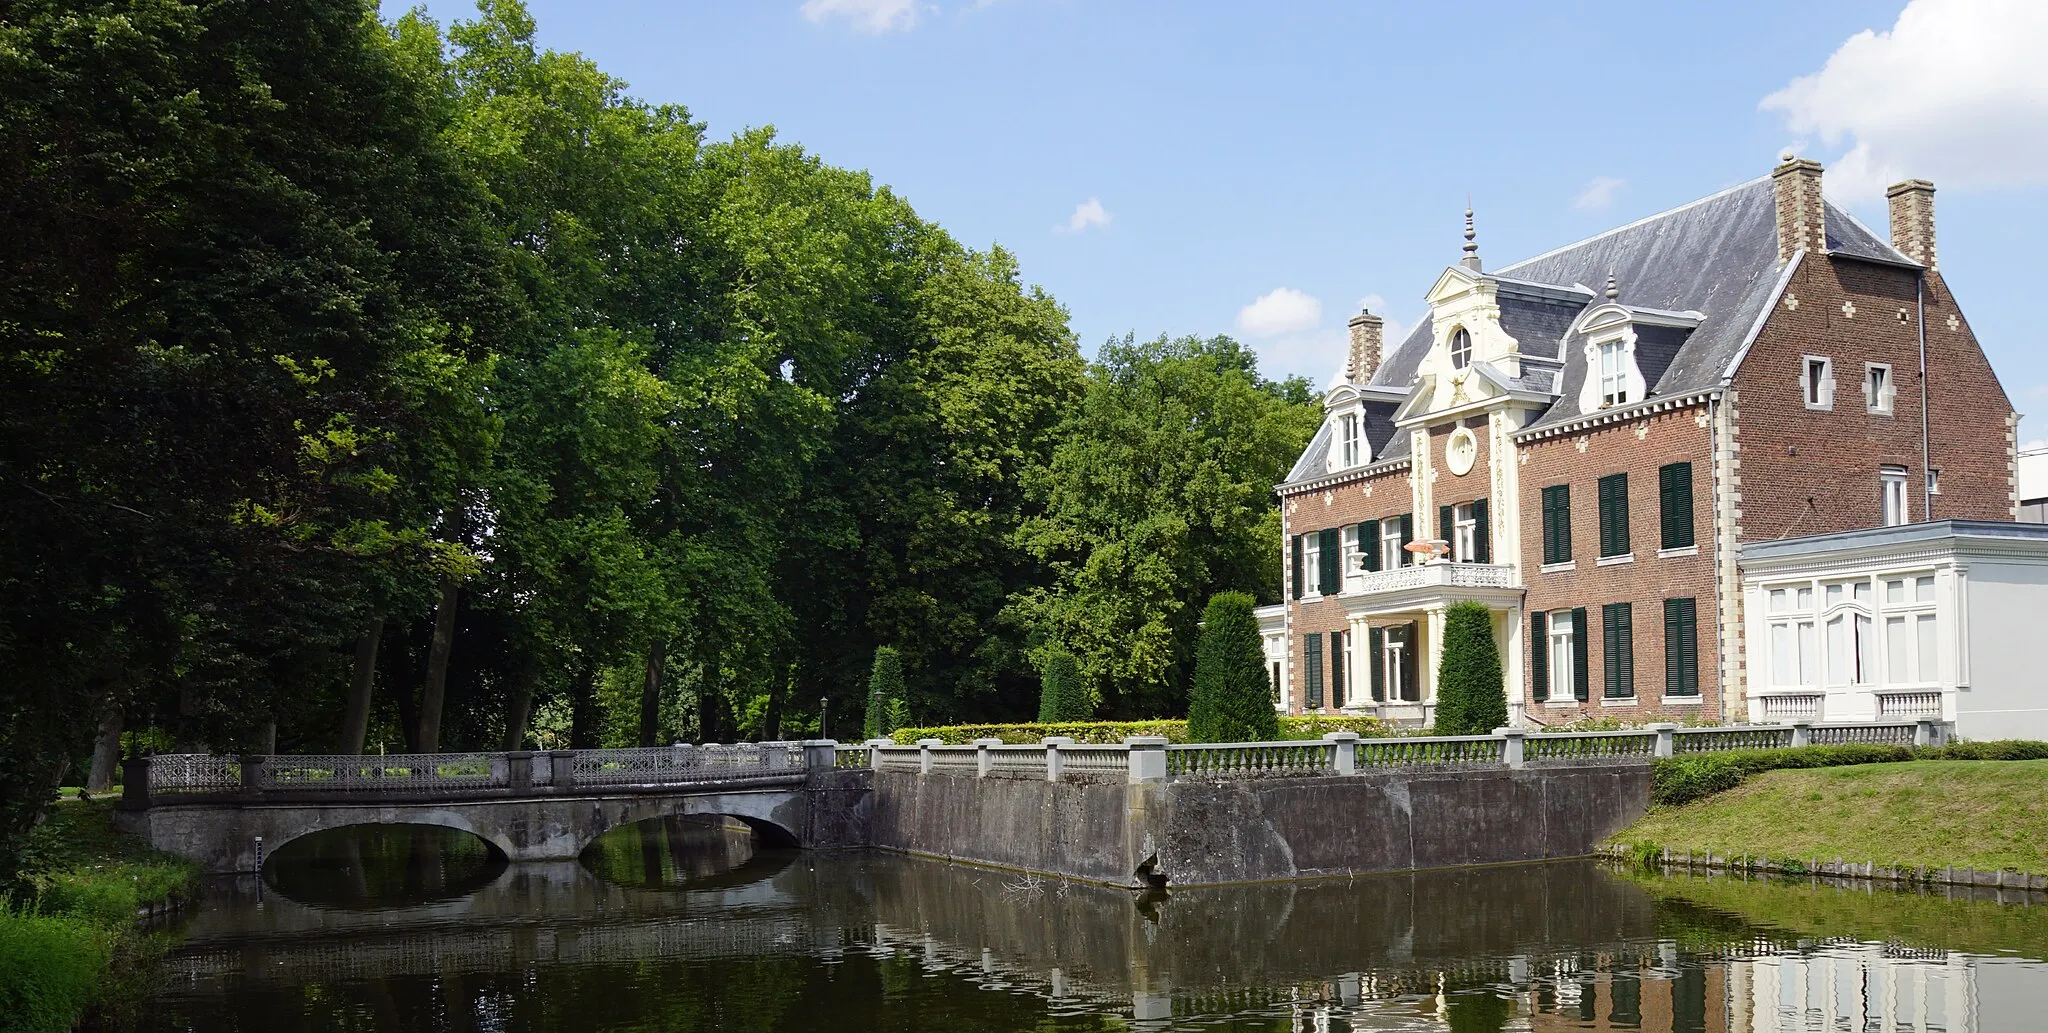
[116,742,872,873]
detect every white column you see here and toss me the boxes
[1425,606,1448,703]
[1501,606,1525,726]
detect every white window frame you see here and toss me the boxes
[1452,502,1477,563]
[1878,573,1941,687]
[1379,522,1406,571]
[1863,363,1895,415]
[1303,533,1323,597]
[1547,609,1577,702]
[1597,338,1628,407]
[1341,524,1362,589]
[1449,327,1472,370]
[1822,578,1877,687]
[1881,465,1909,526]
[1764,584,1818,689]
[1801,355,1836,411]
[1384,625,1415,702]
[1339,412,1361,467]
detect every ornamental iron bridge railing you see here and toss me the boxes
[129,718,1953,805]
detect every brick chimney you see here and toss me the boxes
[1886,179,1937,269]
[1347,309,1383,384]
[1771,154,1827,262]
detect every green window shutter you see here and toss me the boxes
[1303,633,1323,708]
[1403,622,1420,695]
[1397,513,1414,565]
[1360,520,1381,572]
[1472,498,1491,563]
[1530,610,1548,700]
[1665,597,1700,696]
[1571,606,1590,701]
[1291,535,1304,599]
[1603,602,1634,698]
[1318,527,1341,595]
[1438,505,1454,551]
[1660,462,1695,550]
[1598,473,1630,557]
[1368,626,1384,701]
[1542,485,1571,564]
[1329,631,1345,706]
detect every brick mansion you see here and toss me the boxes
[1264,156,2021,729]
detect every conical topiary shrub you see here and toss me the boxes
[863,646,907,740]
[1187,592,1279,743]
[1036,650,1092,723]
[1434,601,1507,735]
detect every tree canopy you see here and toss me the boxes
[0,0,1318,881]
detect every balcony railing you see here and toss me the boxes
[1346,561,1519,596]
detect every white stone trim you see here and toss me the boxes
[1513,391,1716,444]
[1596,553,1635,567]
[1657,546,1700,559]
[1540,560,1576,574]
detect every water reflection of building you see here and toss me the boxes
[1729,945,1979,1033]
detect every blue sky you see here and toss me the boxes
[385,0,2048,445]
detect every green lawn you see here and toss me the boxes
[1618,759,2048,874]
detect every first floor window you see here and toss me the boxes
[1381,517,1408,570]
[1824,610,1875,686]
[1602,603,1635,698]
[1803,355,1835,409]
[1882,466,1909,526]
[1598,473,1630,558]
[1865,363,1895,414]
[1454,503,1477,563]
[1342,524,1362,583]
[1383,624,1416,703]
[1270,661,1282,704]
[1541,484,1571,564]
[1548,611,1578,702]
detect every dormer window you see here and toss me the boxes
[1449,327,1473,370]
[1339,413,1361,467]
[1597,338,1629,407]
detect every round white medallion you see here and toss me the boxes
[1446,427,1478,476]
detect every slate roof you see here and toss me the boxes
[1285,176,1917,490]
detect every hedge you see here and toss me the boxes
[885,714,1388,746]
[1651,740,2048,807]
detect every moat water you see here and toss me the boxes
[136,820,2048,1032]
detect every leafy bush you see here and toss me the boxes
[0,911,111,1033]
[1035,651,1092,723]
[888,715,1386,745]
[30,862,191,928]
[863,647,907,741]
[1186,592,1280,744]
[1928,740,2048,761]
[1433,601,1505,735]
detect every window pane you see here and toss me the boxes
[1771,624,1792,686]
[1916,575,1935,602]
[1886,579,1905,605]
[1796,587,1814,610]
[1886,616,1908,683]
[1854,614,1874,684]
[1769,588,1788,613]
[1853,581,1872,604]
[1918,614,1938,682]
[1798,621,1817,685]
[1826,617,1847,685]
[1826,584,1844,607]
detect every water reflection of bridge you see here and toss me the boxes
[160,855,2032,1031]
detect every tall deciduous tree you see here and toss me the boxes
[1187,593,1279,743]
[1013,335,1318,718]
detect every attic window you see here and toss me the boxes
[1339,413,1362,467]
[1449,328,1472,370]
[1597,338,1629,407]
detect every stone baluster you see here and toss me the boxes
[1648,722,1677,758]
[1125,736,1168,783]
[1323,731,1359,775]
[866,738,893,769]
[1496,728,1526,770]
[1042,736,1074,782]
[973,738,1001,777]
[917,738,941,775]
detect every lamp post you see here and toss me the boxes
[819,697,828,740]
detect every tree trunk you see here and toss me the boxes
[86,706,123,792]
[341,617,384,755]
[569,664,601,749]
[256,719,277,755]
[762,666,785,743]
[638,641,666,747]
[416,576,460,753]
[502,654,538,751]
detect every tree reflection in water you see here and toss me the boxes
[263,823,507,908]
[579,814,782,889]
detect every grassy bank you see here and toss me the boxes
[1619,759,2048,875]
[2,799,197,1033]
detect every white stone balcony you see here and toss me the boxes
[1345,561,1520,596]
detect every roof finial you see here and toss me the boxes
[1604,272,1619,301]
[1460,197,1483,272]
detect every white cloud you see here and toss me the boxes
[1573,176,1626,211]
[1057,197,1112,234]
[1760,0,2048,199]
[800,0,921,33]
[1235,287,1323,339]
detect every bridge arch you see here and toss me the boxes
[253,809,521,867]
